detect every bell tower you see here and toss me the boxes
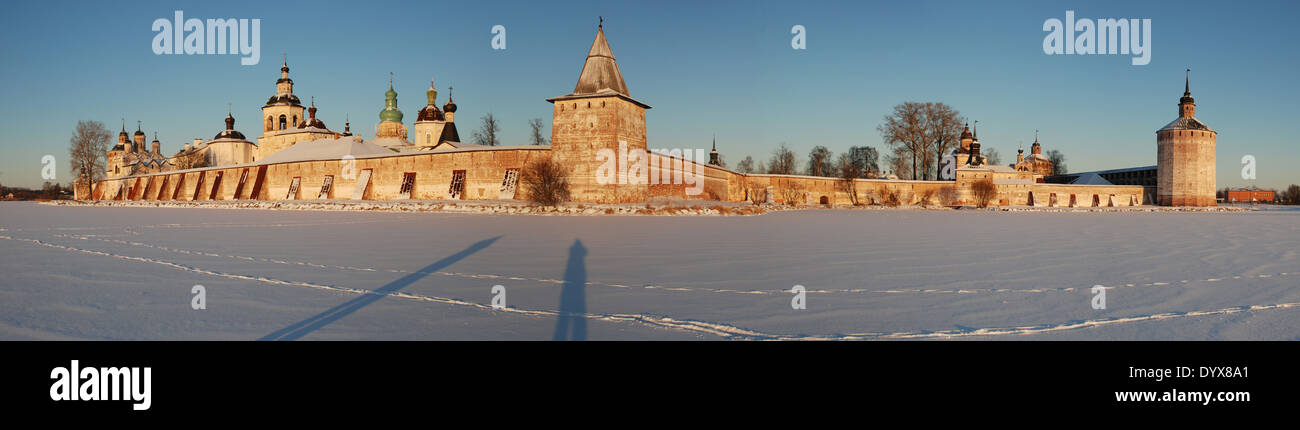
[261,54,305,135]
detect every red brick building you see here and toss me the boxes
[1226,188,1275,203]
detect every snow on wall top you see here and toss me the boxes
[256,137,395,165]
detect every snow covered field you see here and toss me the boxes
[1,201,1297,340]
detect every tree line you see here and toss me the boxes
[470,113,551,146]
[728,101,1069,181]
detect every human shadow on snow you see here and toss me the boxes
[259,236,501,341]
[552,239,588,341]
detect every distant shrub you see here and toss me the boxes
[920,189,936,207]
[971,179,997,208]
[881,188,901,207]
[522,158,570,206]
[780,182,804,206]
[937,185,958,206]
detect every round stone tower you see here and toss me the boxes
[1156,70,1217,206]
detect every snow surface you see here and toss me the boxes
[1,201,1297,340]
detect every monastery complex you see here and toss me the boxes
[83,24,1217,208]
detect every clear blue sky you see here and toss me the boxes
[1,0,1296,189]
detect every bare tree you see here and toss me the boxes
[849,146,879,177]
[937,185,958,206]
[1284,184,1299,205]
[1046,149,1068,175]
[984,147,1002,166]
[528,118,548,145]
[735,156,755,173]
[806,146,833,177]
[836,152,862,205]
[971,179,998,207]
[69,120,111,185]
[779,180,804,206]
[767,143,797,175]
[880,187,901,207]
[923,103,964,180]
[472,112,501,146]
[172,149,208,170]
[883,146,911,179]
[877,102,928,180]
[521,157,570,205]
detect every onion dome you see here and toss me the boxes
[134,121,145,137]
[213,112,246,140]
[277,55,292,84]
[959,122,972,141]
[379,73,404,123]
[298,97,327,129]
[417,79,445,121]
[442,86,457,113]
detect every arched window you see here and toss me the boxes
[426,133,432,144]
[292,115,298,127]
[265,116,273,131]
[279,115,286,130]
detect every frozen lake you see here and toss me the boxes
[1,202,1297,340]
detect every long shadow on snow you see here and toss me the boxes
[259,236,501,341]
[552,239,588,341]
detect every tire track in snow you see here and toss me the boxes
[6,233,1300,340]
[1,233,765,340]
[800,301,1300,340]
[48,233,1295,298]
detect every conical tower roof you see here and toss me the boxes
[548,21,650,109]
[573,26,629,95]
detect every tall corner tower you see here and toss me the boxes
[1156,70,1217,206]
[546,21,651,203]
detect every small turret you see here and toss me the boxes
[133,120,146,149]
[708,134,720,166]
[1179,69,1196,118]
[118,120,128,144]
